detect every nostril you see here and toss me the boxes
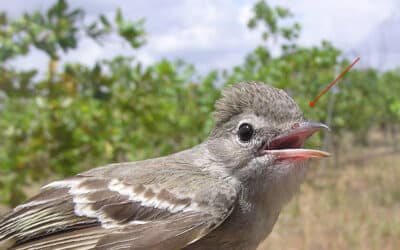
[291,122,300,129]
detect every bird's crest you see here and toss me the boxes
[213,82,303,127]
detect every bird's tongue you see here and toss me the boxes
[261,121,330,160]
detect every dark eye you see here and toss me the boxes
[238,123,254,142]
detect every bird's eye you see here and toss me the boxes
[238,123,254,142]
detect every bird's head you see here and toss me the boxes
[207,82,329,185]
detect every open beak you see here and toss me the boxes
[260,121,331,160]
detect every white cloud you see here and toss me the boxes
[2,0,399,73]
[270,0,397,47]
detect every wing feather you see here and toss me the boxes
[0,174,237,249]
[95,212,215,250]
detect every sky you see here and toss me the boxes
[2,0,400,73]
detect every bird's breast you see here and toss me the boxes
[185,195,281,250]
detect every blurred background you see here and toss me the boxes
[0,0,399,249]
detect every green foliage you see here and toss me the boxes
[247,0,300,52]
[0,0,399,206]
[0,0,216,206]
[0,0,145,61]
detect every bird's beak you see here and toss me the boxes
[260,121,331,160]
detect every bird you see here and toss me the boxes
[0,82,329,250]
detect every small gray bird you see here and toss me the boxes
[0,82,329,250]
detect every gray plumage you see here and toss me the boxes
[213,83,302,127]
[0,82,329,250]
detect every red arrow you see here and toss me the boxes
[309,57,360,108]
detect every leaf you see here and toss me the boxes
[100,14,111,28]
[115,8,122,25]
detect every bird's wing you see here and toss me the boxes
[0,173,237,250]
